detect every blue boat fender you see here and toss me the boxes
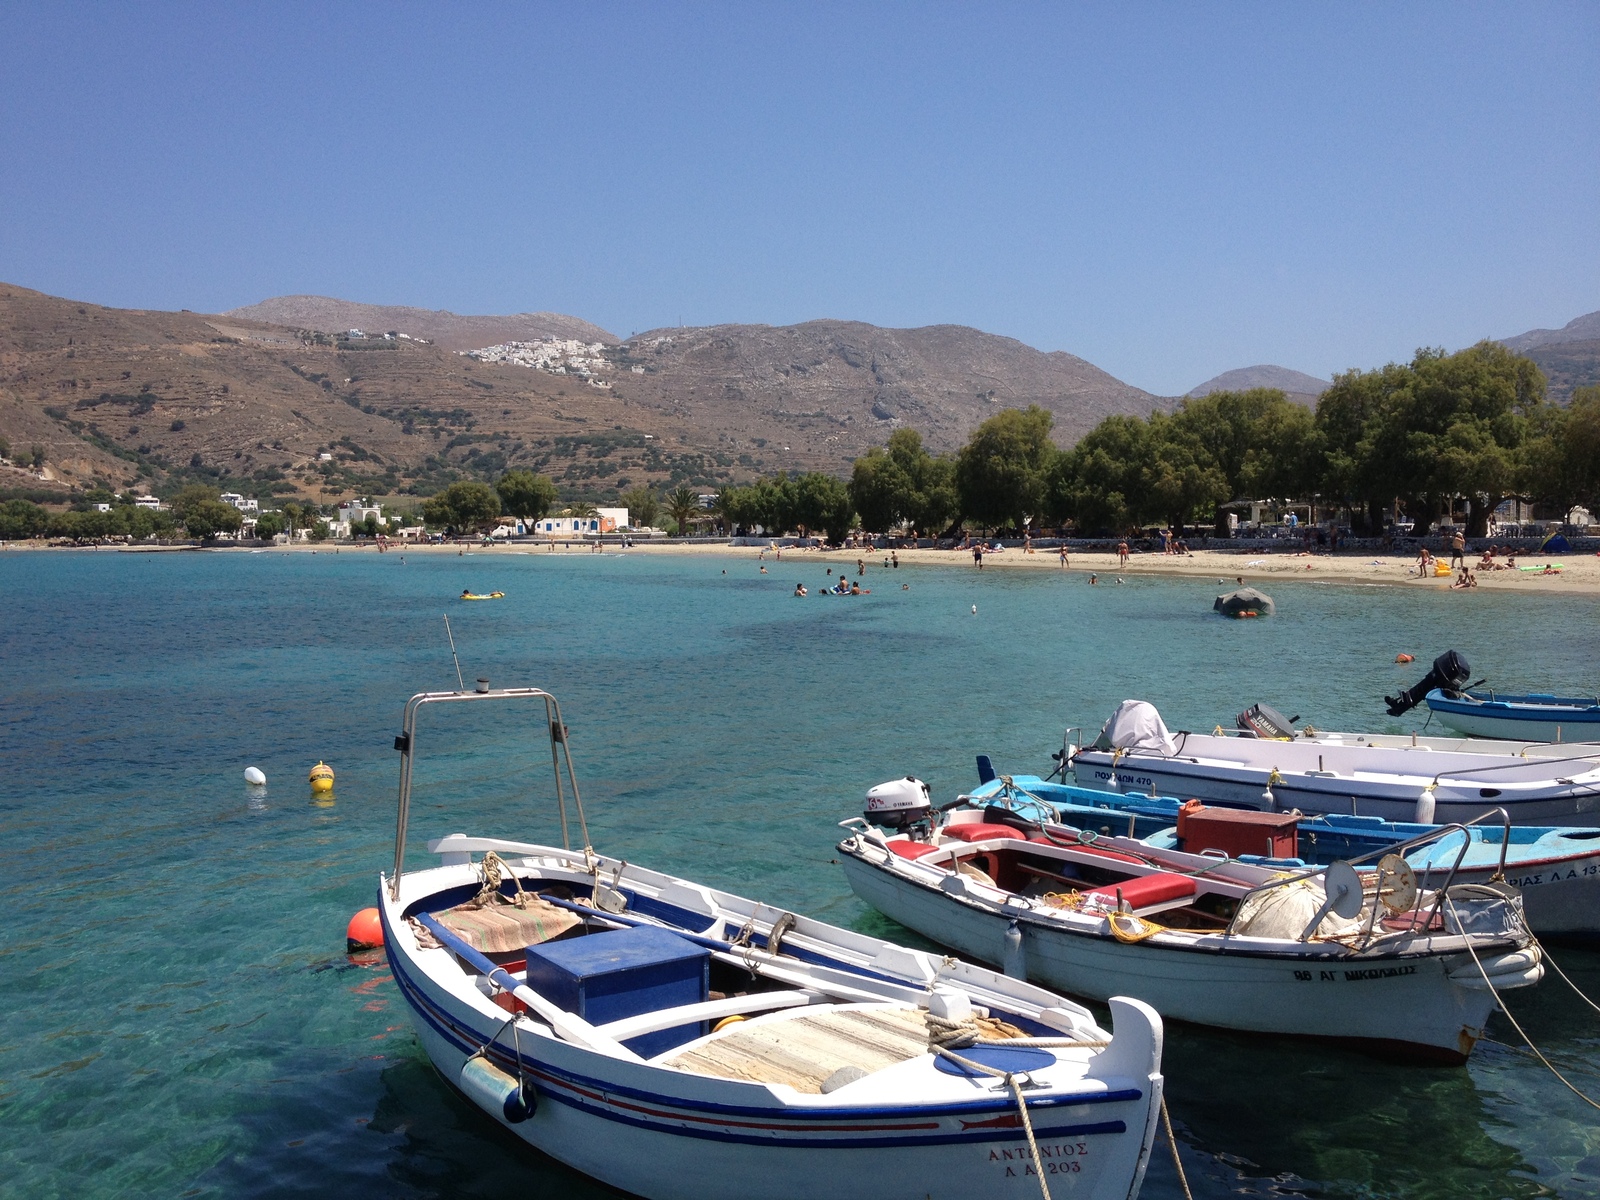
[460,1053,536,1123]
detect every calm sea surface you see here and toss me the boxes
[2,547,1598,1199]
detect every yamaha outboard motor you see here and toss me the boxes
[1385,649,1471,717]
[1236,703,1300,739]
[863,776,932,840]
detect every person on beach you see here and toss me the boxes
[1058,545,1069,568]
[1417,547,1433,577]
[891,550,899,568]
[1117,540,1129,566]
[1450,530,1466,569]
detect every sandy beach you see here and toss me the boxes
[91,537,1593,595]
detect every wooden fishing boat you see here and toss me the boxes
[961,772,1600,943]
[380,686,1166,1200]
[1425,688,1600,743]
[838,776,1544,1065]
[1070,701,1600,825]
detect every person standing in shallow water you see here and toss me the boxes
[973,545,983,569]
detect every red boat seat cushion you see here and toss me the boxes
[888,840,942,860]
[944,823,1027,843]
[1086,872,1196,911]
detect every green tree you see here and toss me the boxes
[496,470,558,527]
[170,485,244,541]
[620,485,660,529]
[789,472,853,542]
[850,428,957,534]
[0,499,50,538]
[0,435,10,460]
[955,406,1056,531]
[254,511,287,539]
[664,485,702,537]
[423,481,502,533]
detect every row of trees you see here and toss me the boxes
[841,342,1599,538]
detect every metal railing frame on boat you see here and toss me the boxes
[1223,807,1513,945]
[389,685,589,902]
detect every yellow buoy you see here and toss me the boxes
[309,761,335,793]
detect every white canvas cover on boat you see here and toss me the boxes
[1100,700,1178,755]
[1231,879,1363,942]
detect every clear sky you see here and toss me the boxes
[1,3,1595,396]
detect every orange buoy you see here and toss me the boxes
[1395,653,1414,663]
[347,907,384,952]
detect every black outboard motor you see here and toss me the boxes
[1385,650,1471,717]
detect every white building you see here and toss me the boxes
[532,508,628,537]
[219,492,259,515]
[338,498,384,527]
[133,494,163,510]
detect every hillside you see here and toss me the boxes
[223,296,618,352]
[1499,309,1600,353]
[0,285,1163,505]
[614,319,1163,455]
[1186,365,1329,404]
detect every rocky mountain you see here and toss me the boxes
[1186,365,1330,404]
[1498,310,1600,403]
[615,319,1163,457]
[1499,310,1600,353]
[0,284,1163,503]
[224,295,618,352]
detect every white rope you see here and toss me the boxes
[1449,900,1600,1113]
[1007,1072,1053,1200]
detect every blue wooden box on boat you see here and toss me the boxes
[523,925,710,1058]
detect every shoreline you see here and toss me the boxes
[7,537,1598,595]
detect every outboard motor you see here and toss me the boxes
[864,776,932,840]
[1385,649,1471,717]
[1236,703,1300,740]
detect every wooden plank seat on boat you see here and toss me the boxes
[1017,862,1198,915]
[662,1004,930,1092]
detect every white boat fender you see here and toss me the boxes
[1002,919,1027,980]
[1448,946,1542,986]
[1414,782,1437,824]
[459,1053,536,1124]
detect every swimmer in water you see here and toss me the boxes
[760,565,767,573]
[794,583,807,596]
[1089,573,1098,584]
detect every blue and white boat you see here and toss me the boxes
[380,685,1166,1200]
[964,771,1600,942]
[1426,688,1600,743]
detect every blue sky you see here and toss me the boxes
[1,3,1595,395]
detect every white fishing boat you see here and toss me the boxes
[380,686,1166,1200]
[1425,689,1600,742]
[1070,701,1600,825]
[838,777,1543,1064]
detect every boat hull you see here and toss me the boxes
[383,869,1160,1200]
[839,853,1507,1065]
[1426,693,1600,743]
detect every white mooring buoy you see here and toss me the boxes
[244,766,267,786]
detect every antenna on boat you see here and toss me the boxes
[443,615,466,691]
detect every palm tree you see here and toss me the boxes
[564,501,599,519]
[665,485,702,537]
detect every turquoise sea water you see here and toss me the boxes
[2,547,1598,1199]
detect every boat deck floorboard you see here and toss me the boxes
[662,1004,927,1092]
